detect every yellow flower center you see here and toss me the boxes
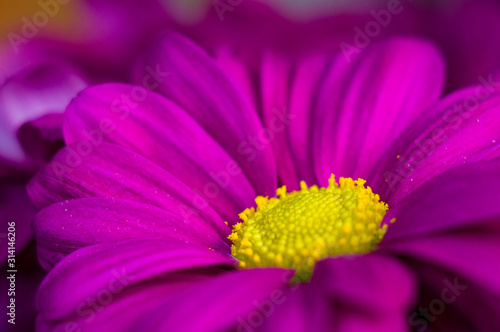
[228,175,393,281]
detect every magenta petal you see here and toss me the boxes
[379,161,500,331]
[128,268,291,332]
[371,87,500,206]
[257,282,334,332]
[28,141,226,236]
[214,47,258,109]
[288,53,331,186]
[382,231,500,331]
[382,159,500,241]
[134,31,277,196]
[314,38,444,185]
[406,259,500,332]
[34,197,231,270]
[63,83,256,223]
[312,253,416,307]
[311,253,416,332]
[260,52,299,188]
[37,239,235,331]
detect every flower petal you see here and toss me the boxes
[380,160,500,331]
[417,0,500,91]
[18,113,64,164]
[382,159,500,241]
[383,230,500,331]
[288,53,331,187]
[314,38,444,184]
[260,52,299,188]
[63,83,255,223]
[371,87,500,206]
[34,197,231,270]
[127,268,291,332]
[309,253,416,332]
[28,141,226,238]
[257,282,334,332]
[133,31,277,196]
[214,46,258,110]
[37,239,235,331]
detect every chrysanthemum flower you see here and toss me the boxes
[29,32,500,331]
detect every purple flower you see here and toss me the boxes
[29,32,500,331]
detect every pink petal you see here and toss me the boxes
[259,52,299,188]
[309,253,416,332]
[382,159,500,240]
[288,53,331,186]
[382,231,500,331]
[214,46,258,109]
[34,197,231,270]
[380,160,500,330]
[37,239,235,331]
[28,141,226,237]
[371,87,500,206]
[257,282,334,332]
[63,83,255,223]
[313,38,444,185]
[128,268,291,332]
[133,31,277,196]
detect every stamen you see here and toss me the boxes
[228,175,393,281]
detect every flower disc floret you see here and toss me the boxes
[228,175,393,281]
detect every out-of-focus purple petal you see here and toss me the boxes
[79,0,171,71]
[0,59,86,167]
[313,38,444,186]
[34,197,231,270]
[371,87,500,206]
[133,31,277,196]
[182,1,373,65]
[18,113,64,164]
[0,183,37,262]
[309,253,416,332]
[37,239,235,331]
[128,268,291,332]
[27,141,226,238]
[411,0,500,91]
[495,68,500,83]
[63,83,255,224]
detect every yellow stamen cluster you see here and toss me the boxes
[228,175,393,281]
